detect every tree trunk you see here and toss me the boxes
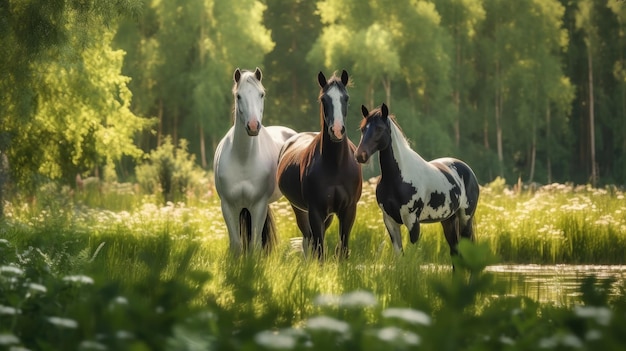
[587,44,597,186]
[529,120,536,182]
[495,60,504,177]
[367,79,375,109]
[200,123,207,169]
[454,34,461,148]
[157,98,163,146]
[381,77,391,108]
[546,105,552,184]
[199,11,207,169]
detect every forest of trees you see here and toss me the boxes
[1,0,626,204]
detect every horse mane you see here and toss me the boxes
[360,107,414,151]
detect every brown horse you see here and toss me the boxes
[276,70,362,259]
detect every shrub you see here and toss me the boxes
[135,137,207,204]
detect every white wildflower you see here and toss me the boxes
[561,333,583,348]
[47,316,78,329]
[62,275,94,285]
[8,346,31,351]
[255,330,296,350]
[573,305,612,326]
[0,305,21,315]
[0,266,24,276]
[0,333,19,345]
[113,296,128,305]
[306,316,350,334]
[382,307,432,326]
[115,330,134,340]
[376,327,420,345]
[339,290,377,308]
[585,329,602,341]
[26,283,47,294]
[312,294,339,307]
[79,340,108,350]
[499,335,515,345]
[538,335,558,349]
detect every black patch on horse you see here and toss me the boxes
[427,191,446,209]
[376,152,418,225]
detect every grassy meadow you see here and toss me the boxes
[1,177,625,350]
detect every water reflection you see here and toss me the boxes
[486,265,626,305]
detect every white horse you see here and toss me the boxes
[214,68,297,255]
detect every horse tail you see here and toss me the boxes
[239,208,252,253]
[262,205,277,252]
[458,161,480,242]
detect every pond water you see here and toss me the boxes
[486,265,626,305]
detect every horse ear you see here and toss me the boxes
[381,103,389,120]
[254,67,262,81]
[318,71,327,87]
[234,68,242,83]
[341,70,349,86]
[361,105,369,118]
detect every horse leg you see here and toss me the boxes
[459,215,475,242]
[324,216,333,230]
[335,206,356,259]
[308,208,326,260]
[291,205,313,254]
[441,215,460,257]
[261,205,277,251]
[221,202,243,256]
[250,201,270,252]
[382,212,403,253]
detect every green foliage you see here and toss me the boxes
[1,1,151,198]
[135,137,207,204]
[484,176,508,194]
[2,0,626,216]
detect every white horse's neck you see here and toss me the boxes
[232,109,260,159]
[386,121,430,177]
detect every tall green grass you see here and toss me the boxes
[1,179,625,350]
[478,181,626,263]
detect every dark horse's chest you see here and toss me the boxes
[302,153,361,213]
[278,137,362,214]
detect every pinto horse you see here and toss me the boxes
[355,103,479,259]
[277,70,362,259]
[214,68,297,255]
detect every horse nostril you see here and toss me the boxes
[356,151,367,163]
[341,126,346,135]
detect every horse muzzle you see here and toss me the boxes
[246,120,261,136]
[328,125,346,142]
[355,149,370,163]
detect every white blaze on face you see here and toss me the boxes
[326,86,344,140]
[237,76,264,133]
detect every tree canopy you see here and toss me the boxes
[2,0,625,205]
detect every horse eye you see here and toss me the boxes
[260,93,265,98]
[236,94,241,100]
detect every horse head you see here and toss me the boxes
[356,103,391,163]
[318,70,349,142]
[233,67,265,136]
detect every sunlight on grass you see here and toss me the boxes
[1,180,625,350]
